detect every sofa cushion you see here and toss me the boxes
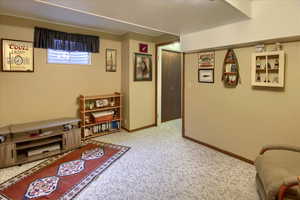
[255,150,300,200]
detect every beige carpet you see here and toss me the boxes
[0,120,259,200]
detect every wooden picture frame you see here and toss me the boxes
[198,51,215,68]
[1,39,34,72]
[106,49,117,72]
[198,68,214,83]
[139,43,148,53]
[134,53,152,81]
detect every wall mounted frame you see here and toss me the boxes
[1,39,34,72]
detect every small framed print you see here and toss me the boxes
[134,53,152,81]
[139,43,148,53]
[106,49,117,72]
[198,69,214,83]
[2,39,34,72]
[198,51,215,68]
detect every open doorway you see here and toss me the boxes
[156,42,182,126]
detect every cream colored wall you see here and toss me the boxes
[0,16,121,126]
[128,39,156,130]
[121,39,130,129]
[181,0,300,51]
[184,41,300,160]
[120,37,156,131]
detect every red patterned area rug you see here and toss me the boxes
[0,141,130,200]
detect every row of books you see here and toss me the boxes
[84,121,120,137]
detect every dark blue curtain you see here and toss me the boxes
[34,27,99,53]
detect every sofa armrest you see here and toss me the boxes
[260,144,300,155]
[278,176,300,200]
[283,177,299,186]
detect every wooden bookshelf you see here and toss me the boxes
[80,106,122,114]
[84,129,120,140]
[79,92,122,140]
[81,118,122,128]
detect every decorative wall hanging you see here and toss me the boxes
[222,49,240,87]
[198,51,215,68]
[2,39,34,72]
[139,43,148,53]
[134,53,152,81]
[251,50,285,87]
[198,69,214,83]
[106,49,117,72]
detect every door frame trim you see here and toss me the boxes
[182,52,185,137]
[155,40,181,126]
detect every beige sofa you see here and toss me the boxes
[255,145,300,200]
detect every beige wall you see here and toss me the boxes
[121,33,176,130]
[181,0,300,51]
[0,15,122,126]
[0,15,173,130]
[184,41,300,160]
[121,38,156,130]
[128,39,156,130]
[121,39,130,129]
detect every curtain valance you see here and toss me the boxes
[34,27,99,53]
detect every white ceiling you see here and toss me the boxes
[161,42,182,52]
[0,0,250,36]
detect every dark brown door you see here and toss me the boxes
[161,50,181,122]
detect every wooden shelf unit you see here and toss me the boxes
[84,129,120,140]
[80,106,122,114]
[222,49,240,87]
[82,118,122,128]
[79,92,122,140]
[16,136,62,150]
[0,118,81,169]
[16,149,63,165]
[251,51,285,87]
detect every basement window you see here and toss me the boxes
[47,49,91,65]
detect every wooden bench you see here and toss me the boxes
[0,118,81,168]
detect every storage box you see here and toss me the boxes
[92,111,114,123]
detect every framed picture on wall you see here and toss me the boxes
[198,68,214,83]
[139,43,148,53]
[106,49,117,72]
[2,39,34,72]
[198,51,215,68]
[134,53,152,81]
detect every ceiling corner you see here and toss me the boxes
[224,0,252,18]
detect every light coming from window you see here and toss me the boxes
[47,49,91,65]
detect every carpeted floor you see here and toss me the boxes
[0,120,259,200]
